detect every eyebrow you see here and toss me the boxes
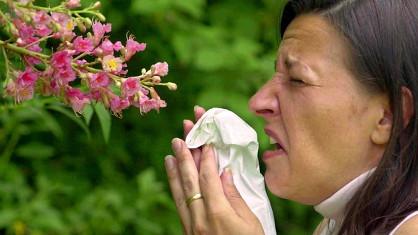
[274,56,300,71]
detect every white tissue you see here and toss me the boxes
[185,108,276,235]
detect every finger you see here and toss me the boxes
[165,155,192,235]
[183,119,202,170]
[199,145,231,215]
[220,167,258,221]
[191,149,202,171]
[194,105,206,122]
[171,138,208,230]
[183,119,194,138]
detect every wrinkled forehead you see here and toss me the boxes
[279,14,351,66]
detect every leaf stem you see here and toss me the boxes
[0,40,49,59]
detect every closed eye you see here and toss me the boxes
[289,77,305,85]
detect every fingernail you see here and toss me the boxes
[194,105,201,112]
[165,155,175,170]
[172,138,182,152]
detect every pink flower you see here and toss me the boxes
[102,55,124,74]
[66,87,90,114]
[33,11,51,25]
[139,97,167,113]
[51,13,75,41]
[99,39,114,55]
[153,62,169,76]
[90,72,110,89]
[14,20,36,44]
[92,21,111,45]
[51,50,72,69]
[73,36,94,53]
[113,41,123,51]
[54,66,76,84]
[5,80,35,103]
[16,68,38,87]
[121,77,140,97]
[66,0,81,9]
[36,25,52,37]
[76,59,88,66]
[124,36,146,61]
[5,68,39,102]
[33,11,52,36]
[110,96,130,116]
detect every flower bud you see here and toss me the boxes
[92,1,101,10]
[115,81,121,87]
[166,82,177,91]
[83,17,92,28]
[150,87,160,99]
[79,72,88,80]
[151,76,161,84]
[52,22,61,32]
[96,13,106,22]
[8,23,19,37]
[76,18,86,32]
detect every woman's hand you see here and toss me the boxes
[164,106,264,235]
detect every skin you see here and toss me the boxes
[165,14,408,234]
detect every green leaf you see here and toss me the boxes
[83,104,94,126]
[130,0,171,15]
[0,209,17,227]
[15,142,55,159]
[29,107,63,139]
[94,103,111,143]
[47,104,91,139]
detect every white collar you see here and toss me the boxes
[314,169,375,220]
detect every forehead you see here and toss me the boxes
[279,14,350,68]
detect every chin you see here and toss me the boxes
[264,170,288,197]
[264,170,317,205]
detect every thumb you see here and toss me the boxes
[220,167,258,221]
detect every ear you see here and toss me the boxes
[371,95,392,145]
[370,87,414,145]
[401,86,414,128]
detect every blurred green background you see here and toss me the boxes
[0,0,322,234]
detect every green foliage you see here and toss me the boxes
[0,0,321,234]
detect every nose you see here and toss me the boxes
[248,80,280,118]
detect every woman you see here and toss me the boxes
[164,0,418,234]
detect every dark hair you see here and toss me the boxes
[280,0,418,234]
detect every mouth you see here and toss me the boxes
[263,128,288,160]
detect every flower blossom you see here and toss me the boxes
[124,36,146,61]
[90,72,110,89]
[1,0,174,117]
[5,68,39,103]
[92,21,111,45]
[138,97,167,114]
[102,55,125,74]
[66,87,90,114]
[110,96,130,116]
[66,0,81,9]
[98,39,115,56]
[121,77,140,97]
[33,11,52,37]
[153,62,169,76]
[51,50,73,68]
[51,13,75,40]
[73,36,94,53]
[17,68,39,87]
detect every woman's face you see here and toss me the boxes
[249,14,386,205]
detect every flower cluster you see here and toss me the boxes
[1,0,176,117]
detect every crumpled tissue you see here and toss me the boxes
[185,108,276,235]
